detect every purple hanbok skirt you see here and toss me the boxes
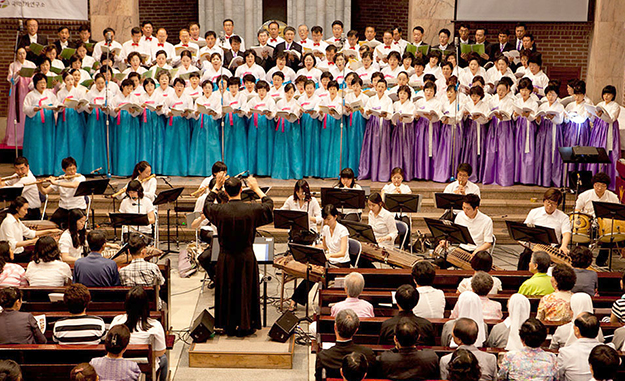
[358,115,392,182]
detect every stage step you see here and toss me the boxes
[188,328,295,369]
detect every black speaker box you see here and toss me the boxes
[190,309,215,342]
[268,310,298,343]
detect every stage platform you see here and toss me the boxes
[188,328,295,369]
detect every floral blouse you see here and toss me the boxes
[537,291,573,323]
[497,347,559,381]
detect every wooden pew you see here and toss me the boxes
[325,268,624,296]
[0,344,156,381]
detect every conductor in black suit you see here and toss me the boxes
[273,26,302,71]
[202,173,273,337]
[18,19,48,63]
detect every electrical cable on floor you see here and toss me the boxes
[171,285,203,296]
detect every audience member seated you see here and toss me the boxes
[609,272,625,323]
[0,360,22,381]
[537,263,576,323]
[610,321,625,350]
[550,293,604,351]
[485,293,530,349]
[588,345,620,381]
[74,230,121,287]
[452,272,502,320]
[441,291,487,347]
[340,352,369,381]
[446,348,482,381]
[330,272,374,318]
[569,247,598,296]
[24,236,72,287]
[411,261,445,319]
[440,318,497,381]
[111,286,167,381]
[456,251,502,294]
[52,283,106,345]
[557,312,603,381]
[0,287,46,344]
[518,251,554,296]
[498,318,558,380]
[119,233,165,287]
[378,284,435,346]
[315,309,376,381]
[376,317,439,381]
[90,324,141,381]
[0,241,27,287]
[70,363,98,381]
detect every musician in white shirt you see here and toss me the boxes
[439,194,493,256]
[58,209,87,264]
[518,189,572,270]
[37,157,87,229]
[280,180,322,232]
[118,180,156,237]
[443,163,481,198]
[575,172,619,217]
[367,192,398,247]
[0,157,42,220]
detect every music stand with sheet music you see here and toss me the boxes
[241,187,271,202]
[320,188,366,217]
[385,194,422,253]
[593,201,625,270]
[153,187,184,254]
[74,178,110,229]
[340,220,378,245]
[559,146,611,211]
[434,192,465,211]
[274,209,311,244]
[109,213,151,241]
[505,220,559,246]
[424,217,475,264]
[288,242,327,322]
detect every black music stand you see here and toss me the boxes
[153,187,184,255]
[320,188,366,216]
[75,178,110,229]
[241,187,270,202]
[341,220,378,245]
[289,242,327,322]
[385,194,422,252]
[593,201,625,270]
[434,192,465,221]
[274,209,311,245]
[109,213,150,238]
[505,221,559,246]
[559,146,611,211]
[0,187,24,208]
[424,217,475,266]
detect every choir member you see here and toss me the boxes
[297,53,322,84]
[198,31,224,63]
[68,55,91,86]
[400,53,415,77]
[390,85,416,180]
[273,83,303,179]
[137,78,165,173]
[522,54,549,97]
[235,50,266,80]
[413,81,442,181]
[163,78,193,176]
[563,80,591,148]
[188,22,206,48]
[148,50,173,81]
[55,72,87,175]
[93,28,123,68]
[221,19,246,51]
[319,80,346,178]
[150,28,175,63]
[299,79,322,177]
[355,51,377,86]
[223,77,248,175]
[381,51,402,81]
[424,50,443,79]
[513,78,539,185]
[183,72,202,101]
[189,79,223,177]
[121,27,149,65]
[587,85,621,187]
[174,29,200,62]
[18,19,48,63]
[482,77,515,186]
[535,85,565,187]
[6,47,35,148]
[111,79,141,176]
[359,78,392,181]
[223,35,244,69]
[274,26,302,71]
[486,56,517,94]
[23,73,58,175]
[154,70,174,99]
[329,53,347,86]
[201,53,232,84]
[82,74,110,174]
[344,76,369,176]
[436,76,464,183]
[245,80,276,176]
[266,52,297,84]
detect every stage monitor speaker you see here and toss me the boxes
[190,309,215,343]
[268,310,298,343]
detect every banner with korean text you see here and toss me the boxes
[0,0,88,21]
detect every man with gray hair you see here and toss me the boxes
[315,309,376,381]
[331,272,374,318]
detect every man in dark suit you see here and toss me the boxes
[378,284,435,346]
[315,309,376,381]
[377,317,440,380]
[474,27,493,66]
[273,26,302,71]
[488,28,515,60]
[74,25,96,56]
[17,19,48,63]
[54,26,76,66]
[223,35,244,70]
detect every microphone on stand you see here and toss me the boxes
[105,32,113,44]
[338,33,346,50]
[18,19,23,33]
[218,31,226,45]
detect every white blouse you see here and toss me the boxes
[368,208,398,246]
[58,230,85,259]
[323,223,350,264]
[119,196,155,234]
[280,195,323,230]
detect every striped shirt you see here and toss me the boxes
[611,294,625,322]
[0,263,28,287]
[52,315,106,344]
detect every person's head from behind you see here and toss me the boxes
[471,271,494,297]
[394,317,418,348]
[452,317,479,346]
[224,177,242,198]
[334,309,359,340]
[105,324,131,356]
[470,251,492,272]
[128,232,148,258]
[64,283,91,315]
[519,318,547,348]
[124,286,153,332]
[70,363,97,381]
[34,236,61,263]
[574,312,599,339]
[570,246,593,270]
[411,260,436,287]
[0,241,12,272]
[0,287,22,310]
[87,230,107,253]
[395,284,419,312]
[447,348,481,381]
[529,251,551,274]
[0,360,21,381]
[589,345,620,381]
[344,272,365,298]
[340,352,368,381]
[551,263,576,292]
